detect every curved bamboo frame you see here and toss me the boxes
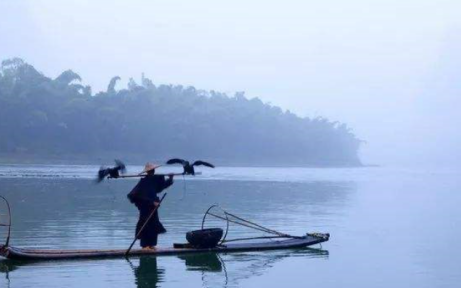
[0,195,12,248]
[201,205,230,245]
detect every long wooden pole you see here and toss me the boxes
[125,193,168,257]
[110,172,200,179]
[114,173,181,179]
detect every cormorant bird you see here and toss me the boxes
[165,159,214,175]
[97,159,126,182]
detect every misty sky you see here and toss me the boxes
[1,0,460,166]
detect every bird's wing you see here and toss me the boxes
[97,167,109,182]
[114,159,126,173]
[166,158,187,165]
[192,160,215,168]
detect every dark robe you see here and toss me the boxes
[127,175,173,247]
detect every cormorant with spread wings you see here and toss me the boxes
[165,158,215,175]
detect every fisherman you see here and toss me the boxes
[127,163,174,250]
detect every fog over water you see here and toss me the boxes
[1,0,460,166]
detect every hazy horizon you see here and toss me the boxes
[1,0,460,167]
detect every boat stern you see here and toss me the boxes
[307,232,330,241]
[0,244,8,259]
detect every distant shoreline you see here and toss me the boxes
[0,153,364,168]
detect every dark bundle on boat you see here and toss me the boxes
[186,228,223,248]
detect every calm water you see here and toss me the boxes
[0,165,459,288]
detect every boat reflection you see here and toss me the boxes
[0,247,328,288]
[215,247,329,287]
[130,247,329,288]
[178,253,224,272]
[0,260,18,288]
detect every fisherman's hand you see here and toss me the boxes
[154,202,160,207]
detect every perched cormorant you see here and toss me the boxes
[97,159,126,182]
[165,158,215,175]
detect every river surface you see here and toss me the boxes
[0,164,459,288]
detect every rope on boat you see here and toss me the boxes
[221,235,300,243]
[202,205,301,244]
[224,211,295,238]
[207,212,285,237]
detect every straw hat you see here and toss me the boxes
[141,162,161,174]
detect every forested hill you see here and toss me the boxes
[0,58,362,166]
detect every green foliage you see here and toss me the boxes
[0,58,362,165]
[106,76,120,94]
[54,70,82,86]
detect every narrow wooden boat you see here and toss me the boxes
[0,233,329,261]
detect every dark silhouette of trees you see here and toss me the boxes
[107,76,121,94]
[0,58,362,166]
[54,70,82,86]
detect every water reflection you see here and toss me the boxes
[130,257,164,288]
[127,248,329,288]
[0,260,18,288]
[178,253,228,287]
[179,253,224,272]
[0,247,328,288]
[218,248,329,287]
